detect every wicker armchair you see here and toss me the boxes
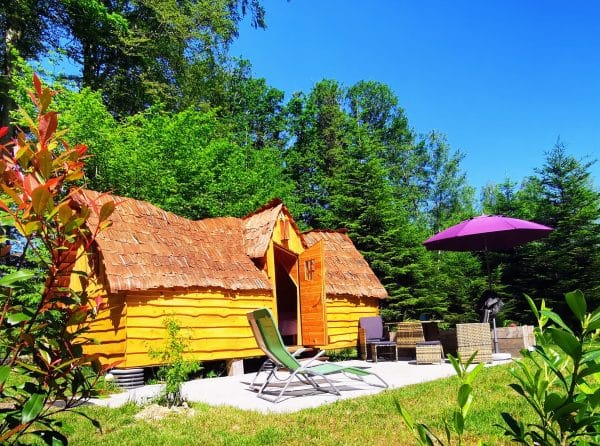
[456,322,493,363]
[395,322,425,357]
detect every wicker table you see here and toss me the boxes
[415,341,444,364]
[369,342,398,363]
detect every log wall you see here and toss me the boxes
[323,295,379,350]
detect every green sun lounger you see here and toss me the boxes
[247,308,388,403]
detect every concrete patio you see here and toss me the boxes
[89,357,511,413]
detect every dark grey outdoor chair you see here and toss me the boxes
[358,316,398,362]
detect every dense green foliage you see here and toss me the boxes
[56,91,294,219]
[0,0,266,121]
[483,143,600,323]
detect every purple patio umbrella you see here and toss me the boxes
[423,215,553,353]
[423,215,553,252]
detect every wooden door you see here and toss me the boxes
[299,241,327,346]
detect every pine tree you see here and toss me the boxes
[502,143,600,321]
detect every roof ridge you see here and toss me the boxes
[242,198,283,220]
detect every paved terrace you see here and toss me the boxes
[89,357,511,414]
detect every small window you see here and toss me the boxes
[304,259,315,280]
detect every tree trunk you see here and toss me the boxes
[1,27,16,135]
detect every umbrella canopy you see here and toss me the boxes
[423,215,553,354]
[423,215,553,252]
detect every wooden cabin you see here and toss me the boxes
[72,190,387,368]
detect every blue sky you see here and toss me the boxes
[230,0,600,193]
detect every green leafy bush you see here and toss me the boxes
[500,290,600,445]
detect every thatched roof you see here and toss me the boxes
[302,230,388,299]
[74,190,386,299]
[74,190,272,293]
[242,199,305,258]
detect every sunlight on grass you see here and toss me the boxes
[54,364,532,446]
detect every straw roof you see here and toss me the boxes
[302,230,388,299]
[242,199,284,258]
[74,190,386,299]
[242,199,306,258]
[74,190,272,293]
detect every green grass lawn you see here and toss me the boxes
[46,363,532,446]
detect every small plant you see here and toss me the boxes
[148,317,201,407]
[325,347,357,361]
[397,352,485,446]
[499,290,600,445]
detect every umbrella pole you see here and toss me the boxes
[485,248,492,290]
[492,317,499,353]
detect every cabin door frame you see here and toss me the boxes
[273,244,300,345]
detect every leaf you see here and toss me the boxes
[1,183,24,206]
[57,203,73,226]
[33,73,43,97]
[443,422,451,444]
[565,290,586,322]
[541,309,572,333]
[543,392,564,411]
[572,415,599,432]
[36,148,54,180]
[65,217,85,232]
[99,201,115,223]
[448,354,461,375]
[588,388,600,408]
[98,220,113,231]
[6,311,32,325]
[415,425,435,446]
[500,412,523,437]
[37,429,68,446]
[21,392,46,424]
[0,365,10,384]
[508,383,526,397]
[457,383,472,409]
[0,270,35,287]
[585,314,600,332]
[38,112,59,148]
[579,363,600,379]
[463,362,484,385]
[549,328,581,360]
[32,186,52,215]
[554,402,584,419]
[452,409,464,435]
[19,106,38,140]
[66,309,88,326]
[396,401,414,429]
[39,87,55,114]
[21,220,42,236]
[524,294,539,321]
